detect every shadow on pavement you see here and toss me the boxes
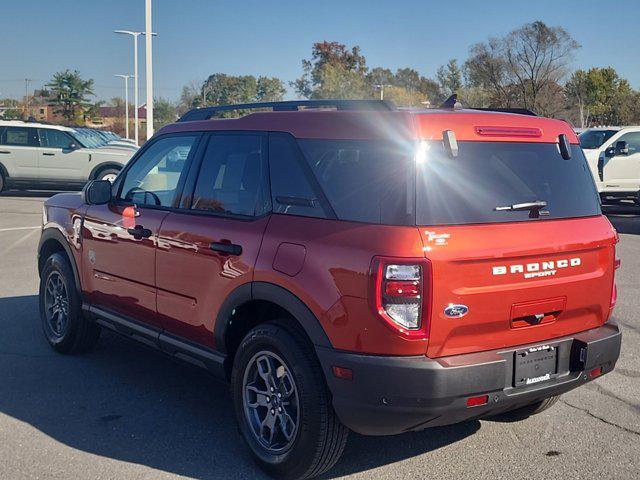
[0,190,62,198]
[0,294,478,479]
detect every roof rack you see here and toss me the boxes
[177,99,396,122]
[439,94,537,116]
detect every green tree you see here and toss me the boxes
[294,41,369,99]
[46,70,95,123]
[154,97,178,129]
[199,74,286,117]
[565,67,636,126]
[437,59,463,97]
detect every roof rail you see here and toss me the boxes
[177,99,396,122]
[439,93,537,116]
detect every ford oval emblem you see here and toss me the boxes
[444,304,469,318]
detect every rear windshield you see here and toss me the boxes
[416,142,600,225]
[579,130,618,149]
[296,139,600,226]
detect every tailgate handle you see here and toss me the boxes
[510,297,566,329]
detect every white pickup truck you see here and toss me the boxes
[579,127,640,205]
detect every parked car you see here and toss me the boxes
[0,120,134,191]
[38,100,621,479]
[579,126,640,205]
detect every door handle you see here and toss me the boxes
[127,225,152,239]
[0,150,10,154]
[210,241,242,256]
[42,152,55,156]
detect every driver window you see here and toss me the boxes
[39,128,74,149]
[616,132,640,155]
[118,135,197,207]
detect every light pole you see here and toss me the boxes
[145,0,154,141]
[374,84,391,101]
[114,75,132,139]
[114,30,141,145]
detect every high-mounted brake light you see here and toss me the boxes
[370,257,431,338]
[475,126,543,138]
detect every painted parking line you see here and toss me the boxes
[0,226,41,232]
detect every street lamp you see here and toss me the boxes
[114,29,157,145]
[374,84,392,101]
[145,0,154,141]
[114,75,132,139]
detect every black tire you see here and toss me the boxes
[39,252,101,354]
[231,321,348,480]
[493,395,560,421]
[0,171,5,192]
[95,167,120,183]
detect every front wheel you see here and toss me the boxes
[39,253,101,354]
[231,322,348,480]
[96,167,120,183]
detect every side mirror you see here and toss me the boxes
[83,180,112,205]
[615,140,629,155]
[67,142,79,151]
[605,145,616,158]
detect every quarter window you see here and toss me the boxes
[118,135,197,207]
[268,135,328,219]
[191,134,267,217]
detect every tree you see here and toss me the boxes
[294,41,369,99]
[465,21,579,115]
[437,59,463,97]
[198,74,286,117]
[46,70,95,123]
[178,80,202,112]
[154,97,177,129]
[366,67,395,88]
[565,67,637,126]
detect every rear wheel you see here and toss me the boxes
[0,171,5,192]
[493,395,560,421]
[231,321,348,480]
[39,252,101,354]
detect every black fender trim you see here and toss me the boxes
[89,162,122,180]
[38,228,82,294]
[0,161,8,179]
[214,282,333,354]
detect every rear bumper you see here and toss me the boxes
[316,321,621,436]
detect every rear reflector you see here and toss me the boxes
[332,366,353,380]
[589,366,603,378]
[475,126,543,138]
[466,395,489,407]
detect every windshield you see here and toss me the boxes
[416,141,601,225]
[579,129,618,149]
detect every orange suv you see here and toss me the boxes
[38,99,621,479]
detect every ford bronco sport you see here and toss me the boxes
[37,99,622,479]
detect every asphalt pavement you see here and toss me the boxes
[0,192,638,480]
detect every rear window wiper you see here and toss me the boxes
[494,200,548,213]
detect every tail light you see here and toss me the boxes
[370,257,431,338]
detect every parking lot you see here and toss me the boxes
[0,192,638,480]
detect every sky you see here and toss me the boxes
[1,0,639,103]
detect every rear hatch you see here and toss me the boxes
[415,137,616,358]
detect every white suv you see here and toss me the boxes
[579,126,640,205]
[0,120,135,192]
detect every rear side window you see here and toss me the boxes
[1,127,38,147]
[297,139,415,225]
[416,142,601,225]
[191,134,267,217]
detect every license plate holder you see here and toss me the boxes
[514,345,558,387]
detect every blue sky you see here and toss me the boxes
[2,0,639,102]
